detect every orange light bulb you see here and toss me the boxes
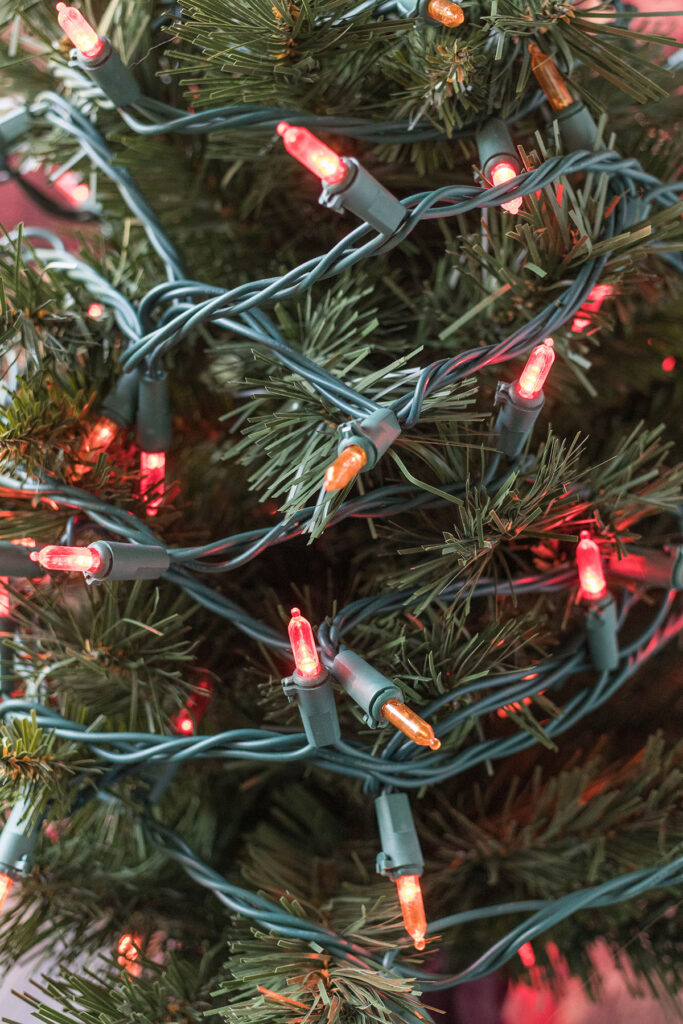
[395,874,427,950]
[528,44,574,112]
[323,444,368,492]
[0,873,13,916]
[74,416,119,476]
[426,0,464,27]
[0,577,9,618]
[140,451,166,517]
[490,161,523,215]
[288,608,322,679]
[276,123,347,185]
[516,338,554,400]
[381,699,441,751]
[117,932,143,978]
[576,531,607,601]
[30,545,102,574]
[56,3,104,58]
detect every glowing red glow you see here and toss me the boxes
[0,578,9,618]
[570,284,613,333]
[0,873,13,916]
[288,607,322,679]
[117,933,143,978]
[56,3,104,58]
[516,337,555,400]
[276,123,347,185]
[140,451,166,517]
[395,874,427,951]
[491,161,522,215]
[518,941,536,967]
[576,531,607,601]
[30,545,102,574]
[662,356,676,373]
[87,303,104,319]
[171,680,213,736]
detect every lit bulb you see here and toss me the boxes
[117,933,143,978]
[87,302,104,319]
[276,123,347,185]
[570,284,613,333]
[516,337,555,400]
[0,873,12,916]
[74,416,119,476]
[576,531,607,600]
[324,445,367,492]
[0,577,10,618]
[288,608,322,679]
[381,699,441,751]
[395,874,427,950]
[426,0,464,27]
[140,451,166,517]
[490,161,523,215]
[30,545,102,574]
[56,3,104,59]
[518,941,536,967]
[528,44,574,112]
[171,679,213,736]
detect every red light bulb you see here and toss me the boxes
[140,451,166,517]
[56,3,104,58]
[516,337,555,400]
[490,161,522,215]
[288,607,322,679]
[87,302,104,319]
[30,545,102,574]
[276,123,347,185]
[395,874,427,951]
[518,941,536,967]
[0,577,10,618]
[171,679,213,736]
[0,873,13,916]
[576,531,607,600]
[570,284,613,333]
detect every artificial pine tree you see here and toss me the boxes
[0,1,681,1021]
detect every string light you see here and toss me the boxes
[75,416,119,475]
[516,338,555,400]
[576,531,607,601]
[490,162,523,215]
[171,679,214,736]
[0,578,9,619]
[30,545,103,575]
[425,0,464,27]
[528,44,573,112]
[140,451,166,517]
[87,302,104,319]
[56,3,104,59]
[0,874,12,916]
[276,123,347,184]
[117,933,143,978]
[571,284,613,333]
[324,445,367,492]
[395,874,427,950]
[381,699,441,750]
[288,608,322,679]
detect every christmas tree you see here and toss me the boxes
[0,1,681,1021]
